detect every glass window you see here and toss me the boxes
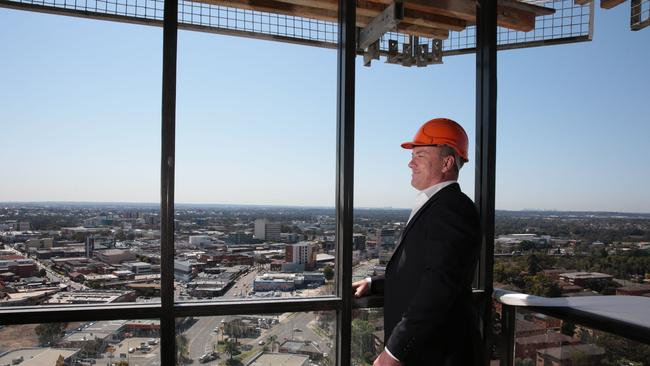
[0,9,162,308]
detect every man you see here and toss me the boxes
[352,118,483,366]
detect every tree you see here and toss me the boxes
[525,273,561,297]
[323,265,334,281]
[351,319,376,364]
[35,322,67,346]
[176,334,190,365]
[560,321,575,337]
[526,254,543,275]
[224,339,240,360]
[267,334,278,352]
[55,355,65,366]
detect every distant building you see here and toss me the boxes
[189,235,211,247]
[95,249,137,265]
[246,353,309,366]
[352,233,366,251]
[0,257,37,278]
[278,340,324,360]
[281,232,300,243]
[515,333,576,359]
[253,273,296,292]
[25,237,53,250]
[123,261,154,275]
[376,228,396,249]
[85,236,95,258]
[255,219,281,241]
[46,290,136,304]
[616,284,650,296]
[0,348,79,366]
[536,344,605,366]
[226,231,255,244]
[284,242,317,271]
[559,272,613,287]
[174,260,205,282]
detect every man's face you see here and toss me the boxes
[408,146,445,190]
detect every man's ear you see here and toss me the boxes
[441,155,455,173]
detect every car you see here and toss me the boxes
[128,347,135,353]
[293,328,302,332]
[199,351,218,363]
[258,340,265,345]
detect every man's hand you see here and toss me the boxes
[352,279,370,298]
[373,350,402,366]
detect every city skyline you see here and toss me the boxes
[1,5,649,213]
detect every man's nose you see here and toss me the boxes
[408,159,415,169]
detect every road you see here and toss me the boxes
[180,311,333,365]
[184,316,224,364]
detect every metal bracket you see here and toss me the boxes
[363,40,380,67]
[358,1,404,50]
[385,37,443,67]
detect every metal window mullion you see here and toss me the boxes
[475,0,497,365]
[160,0,178,363]
[173,297,342,318]
[0,304,162,325]
[335,0,355,365]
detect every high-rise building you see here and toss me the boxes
[376,228,397,249]
[254,219,281,242]
[285,241,317,271]
[85,236,95,258]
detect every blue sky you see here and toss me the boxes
[0,4,649,212]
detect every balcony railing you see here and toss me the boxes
[493,288,650,366]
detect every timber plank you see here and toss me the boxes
[600,0,626,9]
[370,0,554,32]
[275,0,466,31]
[194,0,452,39]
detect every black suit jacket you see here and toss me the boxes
[371,183,482,365]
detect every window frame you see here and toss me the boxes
[0,1,498,365]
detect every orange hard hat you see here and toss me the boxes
[401,118,469,162]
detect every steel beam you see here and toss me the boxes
[475,0,497,364]
[160,0,178,362]
[335,0,356,364]
[358,1,404,50]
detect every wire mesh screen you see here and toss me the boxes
[177,1,338,44]
[3,0,165,19]
[443,0,592,53]
[2,0,594,59]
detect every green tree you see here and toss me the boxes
[351,319,376,364]
[35,322,67,346]
[526,254,543,275]
[224,339,240,360]
[176,334,190,365]
[323,265,334,281]
[560,321,575,337]
[525,273,561,297]
[267,334,278,352]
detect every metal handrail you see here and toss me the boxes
[493,288,650,366]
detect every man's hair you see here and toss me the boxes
[440,145,464,172]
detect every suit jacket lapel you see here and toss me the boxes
[388,183,459,267]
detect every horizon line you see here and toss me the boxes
[1,201,650,215]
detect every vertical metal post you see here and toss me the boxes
[160,0,178,364]
[500,305,516,366]
[475,0,497,364]
[335,0,355,365]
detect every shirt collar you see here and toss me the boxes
[420,180,457,199]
